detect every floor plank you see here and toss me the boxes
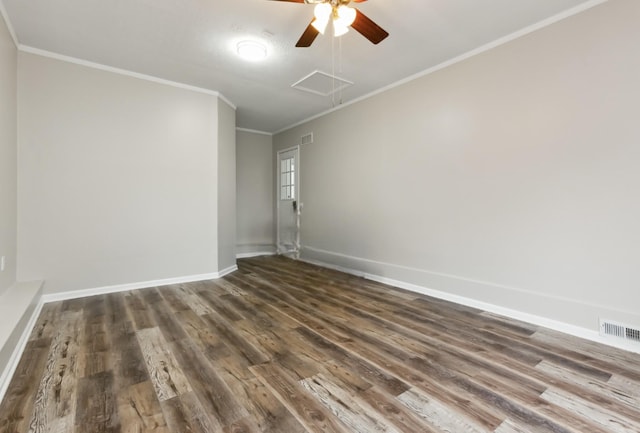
[117,380,169,433]
[74,371,120,433]
[135,327,192,401]
[29,310,83,433]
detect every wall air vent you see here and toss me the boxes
[626,327,640,343]
[600,319,640,343]
[301,133,313,145]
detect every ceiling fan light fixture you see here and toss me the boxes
[333,20,349,37]
[270,0,389,47]
[237,40,267,61]
[314,3,332,20]
[336,5,356,27]
[311,17,329,34]
[312,3,331,34]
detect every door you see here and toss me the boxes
[277,147,300,257]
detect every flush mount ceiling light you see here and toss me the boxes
[237,40,267,61]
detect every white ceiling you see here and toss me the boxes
[2,0,599,133]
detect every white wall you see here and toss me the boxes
[0,8,17,297]
[236,130,274,256]
[18,52,228,294]
[217,101,237,271]
[274,0,640,332]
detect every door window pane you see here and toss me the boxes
[280,156,295,200]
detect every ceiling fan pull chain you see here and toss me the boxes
[338,35,344,105]
[331,31,336,107]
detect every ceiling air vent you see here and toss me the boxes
[301,133,313,145]
[291,70,353,96]
[600,319,640,343]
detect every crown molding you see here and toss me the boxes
[236,127,273,136]
[273,0,609,135]
[19,45,237,109]
[0,0,18,47]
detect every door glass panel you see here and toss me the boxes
[280,156,295,200]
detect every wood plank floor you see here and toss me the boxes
[1,256,640,432]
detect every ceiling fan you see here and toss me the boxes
[270,0,389,47]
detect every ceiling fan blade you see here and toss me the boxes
[351,8,389,44]
[268,0,306,3]
[296,20,320,47]
[352,0,368,2]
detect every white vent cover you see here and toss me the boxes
[600,319,640,343]
[292,70,353,96]
[301,132,313,145]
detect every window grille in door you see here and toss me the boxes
[280,157,295,200]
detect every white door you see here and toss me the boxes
[277,147,300,257]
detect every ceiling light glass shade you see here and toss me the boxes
[236,41,267,61]
[336,5,356,27]
[333,21,349,37]
[311,17,329,34]
[312,3,331,34]
[314,3,332,21]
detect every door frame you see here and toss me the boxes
[276,145,301,257]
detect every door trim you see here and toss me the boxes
[276,145,301,257]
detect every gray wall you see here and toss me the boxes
[0,10,17,297]
[217,101,237,271]
[18,52,229,294]
[274,0,640,331]
[236,130,274,256]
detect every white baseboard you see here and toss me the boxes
[0,300,44,403]
[217,264,238,278]
[236,251,277,259]
[42,267,238,303]
[236,243,276,259]
[0,283,45,404]
[300,246,640,355]
[42,273,216,303]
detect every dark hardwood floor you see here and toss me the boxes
[1,255,639,432]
